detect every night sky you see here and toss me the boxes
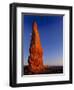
[23,14,63,66]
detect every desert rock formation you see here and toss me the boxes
[28,21,44,74]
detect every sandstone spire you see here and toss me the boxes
[28,21,44,74]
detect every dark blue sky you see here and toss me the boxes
[23,15,63,66]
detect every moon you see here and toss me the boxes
[30,33,32,36]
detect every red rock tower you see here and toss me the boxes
[28,21,44,74]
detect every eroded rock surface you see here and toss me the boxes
[28,21,44,74]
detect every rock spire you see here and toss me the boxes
[28,21,44,74]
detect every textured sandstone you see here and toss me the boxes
[28,21,44,74]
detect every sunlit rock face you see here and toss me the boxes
[28,21,44,74]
